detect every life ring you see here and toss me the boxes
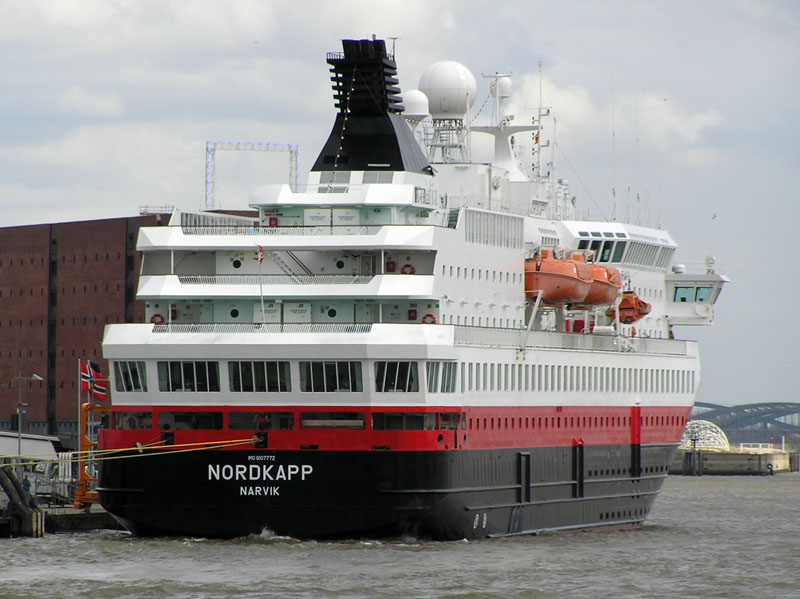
[422,313,437,324]
[400,263,416,275]
[150,313,165,325]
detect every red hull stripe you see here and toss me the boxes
[100,405,691,452]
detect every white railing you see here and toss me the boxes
[179,222,453,236]
[177,274,375,285]
[180,225,385,236]
[152,323,373,334]
[453,326,688,355]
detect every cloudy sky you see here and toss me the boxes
[2,1,798,407]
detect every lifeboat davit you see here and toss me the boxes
[569,253,622,307]
[606,290,651,324]
[525,249,592,304]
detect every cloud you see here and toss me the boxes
[56,85,124,117]
[504,72,722,171]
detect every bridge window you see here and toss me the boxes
[114,361,147,392]
[599,240,614,262]
[157,361,220,392]
[673,287,694,302]
[374,361,419,392]
[695,287,713,302]
[611,241,626,262]
[299,361,363,392]
[229,361,291,392]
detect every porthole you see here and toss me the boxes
[328,308,337,318]
[335,259,345,269]
[231,309,240,318]
[232,259,242,269]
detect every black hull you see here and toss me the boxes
[98,443,677,540]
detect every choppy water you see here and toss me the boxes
[1,474,798,599]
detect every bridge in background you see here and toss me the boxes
[692,402,800,448]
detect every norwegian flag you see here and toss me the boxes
[80,360,108,402]
[254,245,264,265]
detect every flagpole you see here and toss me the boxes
[256,245,265,324]
[77,358,82,445]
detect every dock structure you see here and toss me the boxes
[671,445,794,476]
[1,460,119,537]
[671,420,798,476]
[0,463,45,537]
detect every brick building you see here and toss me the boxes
[0,214,168,448]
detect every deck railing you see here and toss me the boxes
[453,326,688,355]
[177,274,375,285]
[148,322,688,355]
[152,323,373,334]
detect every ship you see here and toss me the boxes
[97,38,727,539]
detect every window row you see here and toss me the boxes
[441,263,521,285]
[462,362,696,395]
[114,410,462,431]
[116,360,695,396]
[466,414,687,431]
[115,409,684,432]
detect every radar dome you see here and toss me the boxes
[418,61,477,119]
[490,76,512,99]
[403,89,430,119]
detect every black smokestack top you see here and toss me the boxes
[312,38,430,175]
[327,39,404,116]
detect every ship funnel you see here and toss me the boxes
[311,38,431,175]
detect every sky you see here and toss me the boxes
[2,0,798,406]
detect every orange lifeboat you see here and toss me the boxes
[567,253,622,307]
[606,290,651,324]
[525,249,592,305]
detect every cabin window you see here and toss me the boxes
[300,412,364,429]
[372,412,436,430]
[157,411,223,430]
[695,287,713,303]
[114,361,147,392]
[673,287,694,302]
[229,412,294,430]
[374,361,419,392]
[157,361,220,392]
[114,411,152,430]
[599,241,614,262]
[440,362,457,393]
[426,362,440,392]
[229,361,291,392]
[440,413,464,430]
[611,241,626,262]
[299,361,363,392]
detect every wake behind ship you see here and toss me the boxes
[97,38,727,539]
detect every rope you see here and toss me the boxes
[0,436,257,468]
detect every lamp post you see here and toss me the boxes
[14,371,43,477]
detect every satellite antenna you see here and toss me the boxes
[389,36,400,57]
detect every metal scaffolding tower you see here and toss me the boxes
[205,141,299,210]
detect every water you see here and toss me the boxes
[2,474,798,599]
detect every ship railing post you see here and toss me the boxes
[520,290,543,350]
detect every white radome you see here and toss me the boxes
[403,89,430,119]
[418,61,477,119]
[491,76,512,99]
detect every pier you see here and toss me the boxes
[0,464,45,537]
[671,445,797,476]
[0,464,117,537]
